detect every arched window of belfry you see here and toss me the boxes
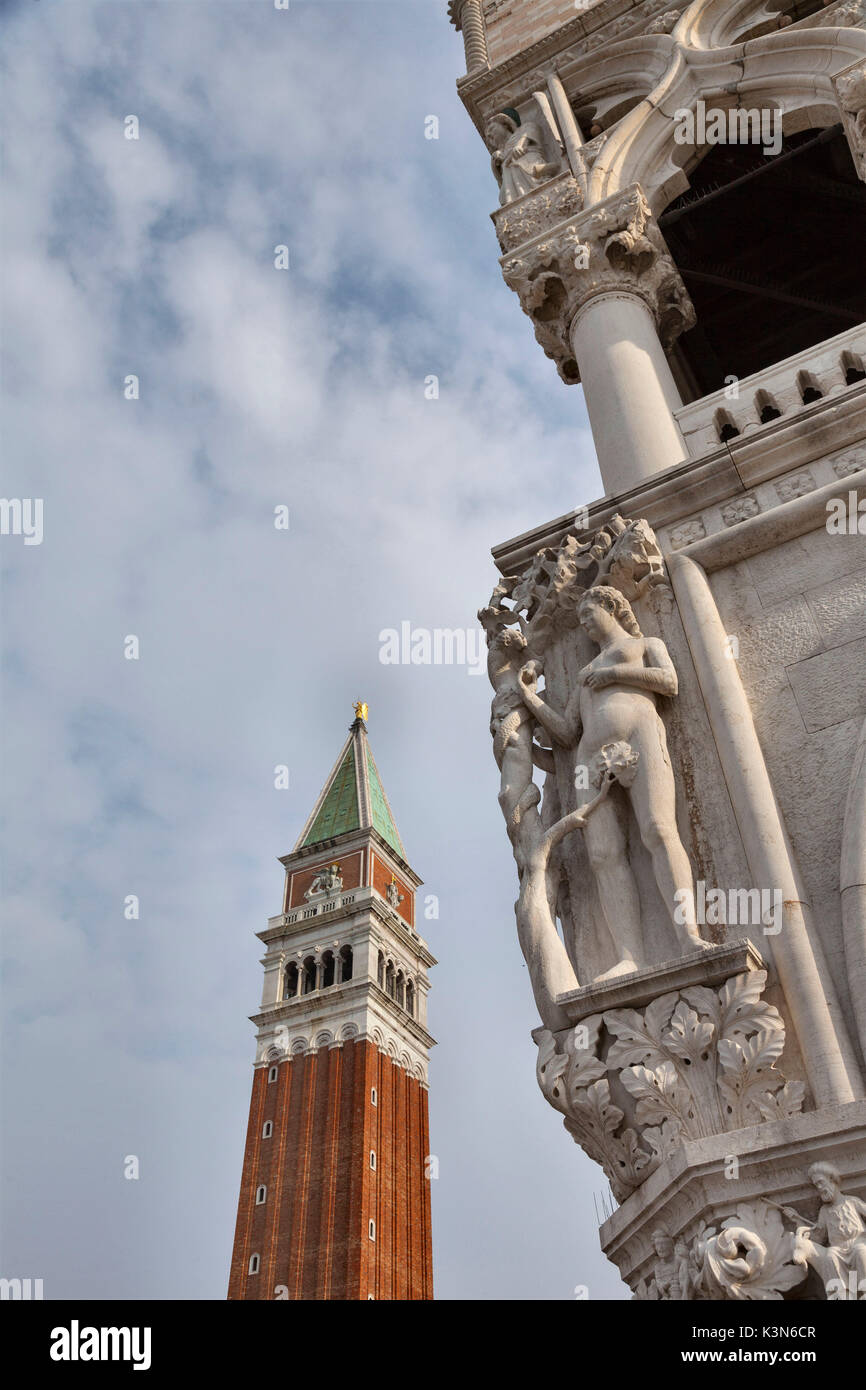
[284,962,299,999]
[340,944,353,981]
[395,971,405,1009]
[302,956,316,994]
[406,980,415,1017]
[385,961,395,998]
[321,950,335,989]
[377,951,384,987]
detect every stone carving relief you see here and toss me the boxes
[834,61,866,180]
[484,107,562,206]
[304,863,343,899]
[668,517,706,549]
[536,969,805,1201]
[834,0,866,25]
[782,1162,866,1299]
[493,173,584,252]
[633,1165,866,1301]
[635,1203,806,1300]
[500,183,694,382]
[481,513,715,1019]
[645,8,682,33]
[519,584,709,978]
[775,470,815,503]
[832,449,865,478]
[721,496,760,527]
[386,877,405,909]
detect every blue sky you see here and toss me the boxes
[0,0,625,1299]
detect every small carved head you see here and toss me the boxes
[484,111,518,151]
[578,584,642,641]
[808,1161,841,1201]
[651,1228,674,1258]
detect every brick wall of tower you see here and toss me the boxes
[227,1039,432,1300]
[481,0,579,69]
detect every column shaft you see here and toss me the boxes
[668,550,863,1108]
[461,0,488,73]
[570,291,688,494]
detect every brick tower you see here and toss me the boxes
[228,703,435,1301]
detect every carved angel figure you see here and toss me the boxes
[519,584,707,980]
[484,110,559,207]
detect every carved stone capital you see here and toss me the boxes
[492,172,584,254]
[500,183,695,383]
[536,965,805,1203]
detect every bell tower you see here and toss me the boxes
[449,0,866,1301]
[227,704,435,1301]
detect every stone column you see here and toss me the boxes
[499,183,695,494]
[570,291,688,494]
[668,550,863,1108]
[450,0,489,75]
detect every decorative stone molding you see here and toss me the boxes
[775,470,815,503]
[536,967,805,1202]
[500,183,694,383]
[720,495,759,527]
[644,8,682,34]
[833,449,866,478]
[834,58,866,181]
[492,172,584,252]
[668,517,706,549]
[634,1202,806,1300]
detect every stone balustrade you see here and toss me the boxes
[674,324,866,458]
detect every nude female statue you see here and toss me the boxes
[518,584,707,980]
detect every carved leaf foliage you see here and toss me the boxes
[641,1116,684,1165]
[717,1028,788,1128]
[663,1000,715,1064]
[680,984,721,1031]
[536,965,804,1201]
[751,1079,807,1123]
[572,1078,623,1140]
[620,1060,694,1130]
[718,969,778,1040]
[604,991,679,1070]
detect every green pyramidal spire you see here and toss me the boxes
[295,703,406,859]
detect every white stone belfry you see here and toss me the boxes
[452,0,866,1298]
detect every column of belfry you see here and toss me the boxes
[450,0,866,1298]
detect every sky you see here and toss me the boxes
[0,0,625,1300]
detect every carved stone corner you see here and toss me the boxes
[535,946,807,1204]
[611,1102,866,1300]
[480,511,668,658]
[556,938,765,1025]
[499,183,694,383]
[833,59,866,182]
[491,171,584,253]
